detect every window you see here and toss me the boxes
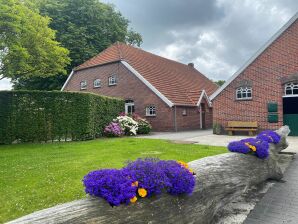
[182,109,187,116]
[80,80,87,90]
[93,79,101,88]
[236,87,252,100]
[146,105,156,116]
[108,75,117,86]
[125,100,135,114]
[285,82,298,96]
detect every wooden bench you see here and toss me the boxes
[225,121,258,136]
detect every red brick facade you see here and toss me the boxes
[64,62,212,131]
[212,19,298,133]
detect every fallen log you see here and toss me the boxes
[8,126,294,224]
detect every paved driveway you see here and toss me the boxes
[139,129,298,153]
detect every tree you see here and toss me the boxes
[214,80,225,87]
[0,0,70,81]
[14,0,143,90]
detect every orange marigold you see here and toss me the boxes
[138,188,147,197]
[130,196,137,203]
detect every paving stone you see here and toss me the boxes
[245,155,298,224]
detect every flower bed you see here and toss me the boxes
[83,158,195,206]
[104,113,152,137]
[227,130,281,159]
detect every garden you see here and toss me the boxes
[0,138,227,223]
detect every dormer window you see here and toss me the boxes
[93,79,101,88]
[80,80,87,90]
[285,82,298,96]
[236,87,252,100]
[108,75,117,86]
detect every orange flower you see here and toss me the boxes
[131,181,138,187]
[138,188,147,197]
[245,142,257,152]
[130,196,137,203]
[177,160,189,168]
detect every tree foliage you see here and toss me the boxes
[14,0,143,90]
[0,0,70,81]
[214,80,225,87]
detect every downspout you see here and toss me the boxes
[174,105,178,132]
[199,105,203,129]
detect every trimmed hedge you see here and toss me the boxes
[0,91,124,144]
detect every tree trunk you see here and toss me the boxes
[8,127,293,224]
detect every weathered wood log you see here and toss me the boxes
[8,127,294,224]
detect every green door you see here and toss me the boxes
[283,97,298,136]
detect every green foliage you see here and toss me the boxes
[14,0,143,90]
[0,138,227,223]
[137,119,152,135]
[0,0,70,80]
[213,123,222,135]
[214,80,225,87]
[0,91,124,144]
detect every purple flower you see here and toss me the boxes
[257,130,281,144]
[83,169,136,206]
[104,122,123,137]
[83,159,196,206]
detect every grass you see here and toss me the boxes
[0,138,227,223]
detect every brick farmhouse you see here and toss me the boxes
[62,43,218,131]
[211,12,298,135]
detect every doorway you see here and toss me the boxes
[125,100,135,114]
[283,97,298,136]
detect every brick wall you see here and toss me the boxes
[64,62,175,131]
[213,20,298,132]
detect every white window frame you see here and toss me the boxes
[93,79,101,88]
[236,87,252,100]
[284,82,298,96]
[108,75,117,86]
[125,100,135,114]
[80,80,87,90]
[146,105,156,117]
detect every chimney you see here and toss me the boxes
[188,62,194,68]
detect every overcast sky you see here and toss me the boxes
[1,0,297,90]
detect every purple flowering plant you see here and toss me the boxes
[104,122,123,137]
[227,130,281,159]
[83,158,196,206]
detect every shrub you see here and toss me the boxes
[136,119,152,134]
[0,91,124,144]
[104,122,123,137]
[114,115,138,136]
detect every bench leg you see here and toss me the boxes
[249,131,253,136]
[228,131,233,136]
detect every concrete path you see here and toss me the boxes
[139,130,298,153]
[244,155,298,224]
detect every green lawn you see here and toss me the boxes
[0,138,227,223]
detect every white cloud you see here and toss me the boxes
[0,79,12,90]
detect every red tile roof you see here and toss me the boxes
[76,42,219,106]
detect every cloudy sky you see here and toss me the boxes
[0,0,297,90]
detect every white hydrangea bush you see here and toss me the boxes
[114,115,139,136]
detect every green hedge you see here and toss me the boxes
[0,91,124,144]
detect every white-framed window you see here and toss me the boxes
[236,87,252,100]
[146,105,156,116]
[93,79,101,88]
[182,109,187,116]
[285,82,298,96]
[108,75,117,86]
[80,80,87,90]
[125,100,135,114]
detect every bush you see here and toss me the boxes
[104,122,123,137]
[114,115,139,136]
[0,90,124,144]
[136,119,152,134]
